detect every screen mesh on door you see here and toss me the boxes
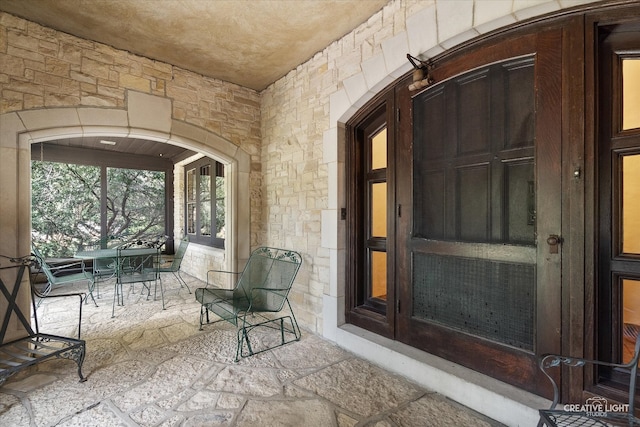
[412,252,535,351]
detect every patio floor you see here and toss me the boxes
[0,273,503,426]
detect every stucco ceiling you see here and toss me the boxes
[0,0,389,91]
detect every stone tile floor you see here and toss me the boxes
[0,273,503,426]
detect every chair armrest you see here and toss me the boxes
[32,285,86,301]
[49,260,90,275]
[30,288,86,339]
[539,353,637,410]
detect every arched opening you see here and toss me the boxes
[22,125,246,276]
[0,101,251,341]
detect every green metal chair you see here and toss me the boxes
[157,237,191,294]
[113,245,161,317]
[31,243,96,307]
[195,247,302,361]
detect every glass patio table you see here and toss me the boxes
[75,247,161,316]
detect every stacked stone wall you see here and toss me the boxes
[0,13,261,158]
[260,0,418,332]
[0,11,262,281]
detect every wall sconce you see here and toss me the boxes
[407,54,434,91]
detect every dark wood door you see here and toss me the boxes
[395,29,563,397]
[595,20,640,398]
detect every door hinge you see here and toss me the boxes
[397,204,402,217]
[397,300,401,313]
[397,108,401,122]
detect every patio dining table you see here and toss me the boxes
[75,247,162,316]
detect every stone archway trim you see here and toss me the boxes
[0,93,251,297]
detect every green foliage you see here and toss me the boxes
[31,162,165,258]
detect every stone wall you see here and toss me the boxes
[0,13,261,158]
[0,11,261,284]
[260,0,442,332]
[260,0,599,335]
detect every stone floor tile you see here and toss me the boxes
[215,392,244,409]
[2,373,57,392]
[56,402,128,426]
[208,365,283,397]
[387,394,493,427]
[337,411,360,427]
[235,399,336,427]
[272,333,350,369]
[0,274,501,427]
[0,392,30,427]
[181,412,234,426]
[293,357,424,417]
[175,389,220,411]
[129,405,167,426]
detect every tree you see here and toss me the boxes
[31,162,165,258]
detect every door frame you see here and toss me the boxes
[585,5,640,406]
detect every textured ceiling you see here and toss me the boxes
[0,0,389,91]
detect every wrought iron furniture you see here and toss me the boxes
[195,247,302,361]
[538,332,640,426]
[75,246,162,317]
[157,237,191,294]
[0,255,86,386]
[31,244,96,306]
[114,246,161,317]
[77,237,125,299]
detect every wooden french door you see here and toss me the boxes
[595,19,640,395]
[395,29,564,397]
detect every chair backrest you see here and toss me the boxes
[169,238,189,270]
[31,244,57,285]
[116,247,159,284]
[234,247,302,312]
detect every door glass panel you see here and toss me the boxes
[622,58,640,130]
[215,170,225,239]
[623,279,640,363]
[370,251,387,300]
[622,154,640,254]
[199,165,211,236]
[371,128,387,170]
[186,168,196,235]
[371,182,387,238]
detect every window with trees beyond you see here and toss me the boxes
[31,162,166,258]
[185,157,225,248]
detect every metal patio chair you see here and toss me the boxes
[157,237,191,294]
[537,330,640,426]
[31,243,96,307]
[77,236,126,299]
[195,247,302,361]
[113,245,161,317]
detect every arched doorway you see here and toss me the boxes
[0,93,251,341]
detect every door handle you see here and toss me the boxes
[546,234,562,254]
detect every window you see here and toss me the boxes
[31,161,167,258]
[597,23,640,389]
[185,157,225,248]
[346,93,397,339]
